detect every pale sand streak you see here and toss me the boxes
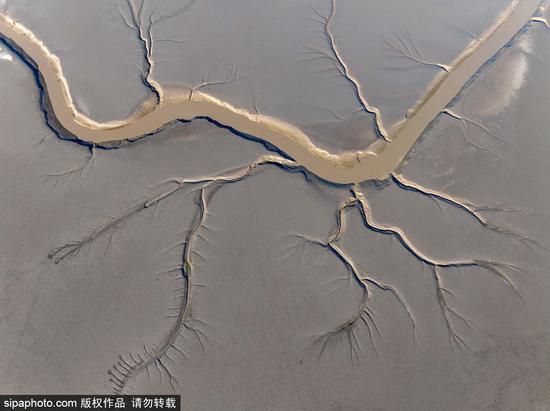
[0,0,541,183]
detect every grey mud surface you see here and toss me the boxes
[1,1,550,410]
[1,0,511,152]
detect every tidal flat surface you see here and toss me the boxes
[0,0,512,152]
[1,1,550,410]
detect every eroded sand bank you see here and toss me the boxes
[0,0,541,183]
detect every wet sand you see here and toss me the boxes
[1,1,550,408]
[0,0,541,183]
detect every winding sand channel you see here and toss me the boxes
[0,0,541,183]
